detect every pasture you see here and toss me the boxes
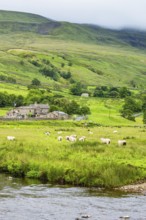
[0,120,146,188]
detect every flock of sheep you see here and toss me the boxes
[6,130,127,146]
[45,130,127,146]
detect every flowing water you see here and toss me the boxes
[0,174,146,220]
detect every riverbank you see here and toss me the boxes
[117,181,146,194]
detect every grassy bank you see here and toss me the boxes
[0,120,146,188]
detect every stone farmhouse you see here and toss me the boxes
[6,103,50,119]
[5,103,69,120]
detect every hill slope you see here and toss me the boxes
[0,10,146,94]
[0,10,146,48]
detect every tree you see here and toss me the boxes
[143,110,146,124]
[109,90,119,98]
[60,71,71,79]
[64,100,80,114]
[122,97,141,113]
[0,92,7,107]
[31,78,41,86]
[40,66,59,81]
[15,95,24,107]
[119,87,131,98]
[120,97,142,121]
[121,109,135,121]
[79,106,91,115]
[70,82,83,96]
[142,97,146,124]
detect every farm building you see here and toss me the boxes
[5,103,50,119]
[81,93,89,97]
[5,104,69,120]
[47,111,69,120]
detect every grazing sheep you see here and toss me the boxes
[79,136,86,141]
[7,136,15,141]
[89,131,93,134]
[113,130,118,133]
[100,138,111,144]
[58,136,63,141]
[57,131,62,134]
[66,135,76,142]
[118,140,127,146]
[45,131,50,136]
[66,136,70,141]
[69,136,76,142]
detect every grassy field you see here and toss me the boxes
[0,120,146,188]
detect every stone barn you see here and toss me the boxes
[6,103,50,119]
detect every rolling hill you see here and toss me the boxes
[0,10,146,95]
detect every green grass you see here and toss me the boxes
[0,120,145,187]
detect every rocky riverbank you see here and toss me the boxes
[117,182,146,194]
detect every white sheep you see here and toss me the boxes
[7,136,15,141]
[79,136,86,141]
[113,130,118,133]
[100,138,111,144]
[118,140,126,146]
[66,135,76,142]
[45,131,50,136]
[69,136,76,142]
[58,136,63,141]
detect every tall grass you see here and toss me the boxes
[0,121,146,188]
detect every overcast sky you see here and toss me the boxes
[0,0,146,29]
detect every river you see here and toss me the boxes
[0,174,146,220]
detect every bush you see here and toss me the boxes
[40,66,59,81]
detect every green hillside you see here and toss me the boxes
[0,10,49,23]
[0,10,146,93]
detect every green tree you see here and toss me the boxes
[31,78,41,86]
[143,110,146,124]
[121,109,135,121]
[40,66,59,81]
[122,97,141,113]
[79,106,91,115]
[142,97,146,124]
[0,92,7,107]
[119,87,131,98]
[65,100,80,114]
[70,82,83,96]
[121,97,142,121]
[15,95,24,107]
